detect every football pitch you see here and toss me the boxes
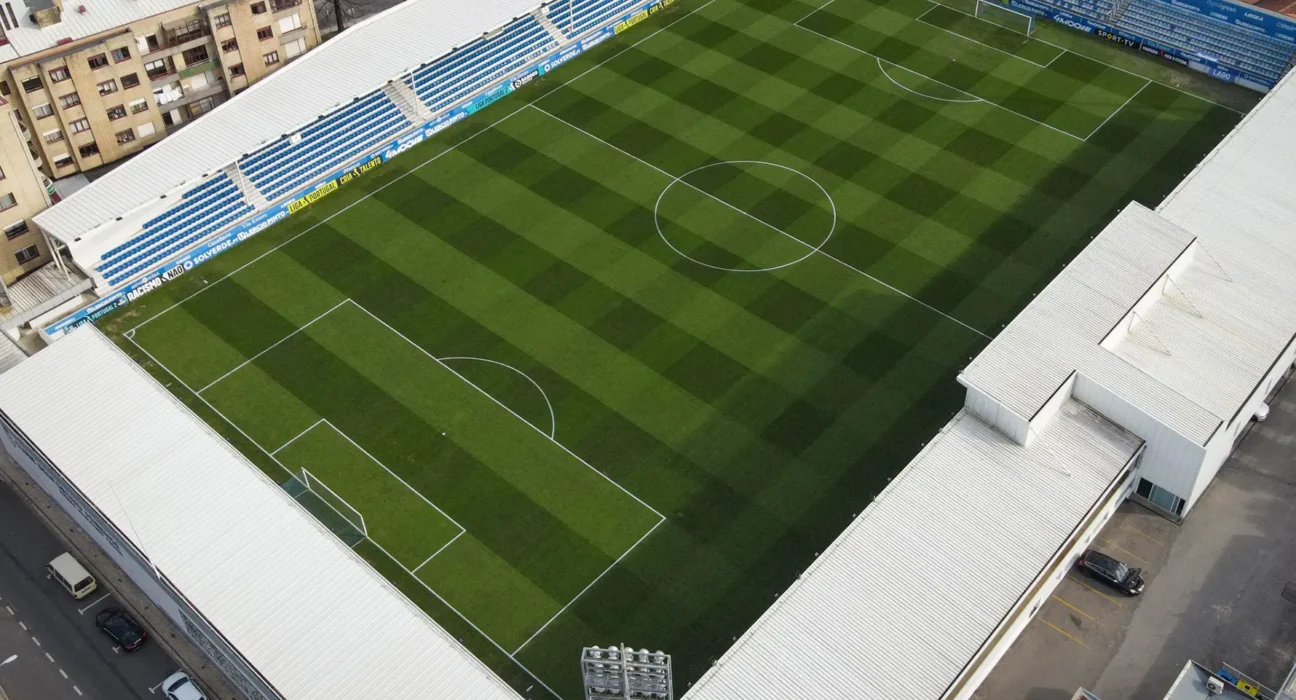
[107,0,1244,695]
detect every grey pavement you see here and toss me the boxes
[0,479,177,700]
[977,373,1296,700]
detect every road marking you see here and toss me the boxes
[59,669,67,679]
[1041,619,1091,648]
[111,645,120,654]
[1051,595,1095,621]
[44,652,54,663]
[149,679,166,693]
[1069,576,1124,607]
[1098,537,1149,565]
[17,621,25,631]
[77,592,111,615]
[1126,525,1166,546]
[31,636,40,647]
[4,606,12,615]
[73,686,83,696]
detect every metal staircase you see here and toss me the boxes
[223,163,268,211]
[382,81,433,125]
[536,9,570,44]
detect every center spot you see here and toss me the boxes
[653,161,835,273]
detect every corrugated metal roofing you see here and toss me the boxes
[0,333,25,373]
[0,0,203,63]
[0,263,87,323]
[685,403,1140,700]
[0,327,521,700]
[34,0,542,243]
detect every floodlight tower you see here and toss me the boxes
[580,644,673,700]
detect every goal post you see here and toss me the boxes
[975,0,1037,35]
[300,467,368,538]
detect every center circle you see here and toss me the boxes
[653,161,836,273]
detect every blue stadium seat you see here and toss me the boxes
[546,0,643,37]
[405,16,556,112]
[1112,0,1296,81]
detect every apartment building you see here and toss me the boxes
[0,0,319,289]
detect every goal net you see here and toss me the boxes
[299,468,368,538]
[975,0,1036,35]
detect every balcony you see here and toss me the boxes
[271,0,300,10]
[142,21,212,56]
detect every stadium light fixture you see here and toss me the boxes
[581,644,673,700]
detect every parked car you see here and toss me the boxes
[46,553,97,600]
[161,670,208,700]
[94,607,147,650]
[1077,549,1145,595]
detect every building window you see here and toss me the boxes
[87,54,109,70]
[106,104,127,120]
[250,1,266,13]
[21,76,42,93]
[0,81,10,96]
[283,37,306,58]
[43,129,63,143]
[97,79,118,95]
[52,154,73,169]
[48,66,70,82]
[31,103,53,119]
[69,118,90,133]
[3,220,28,239]
[0,166,6,180]
[115,129,135,144]
[0,192,15,211]
[145,58,170,79]
[229,63,245,77]
[213,12,231,27]
[121,72,140,89]
[256,26,273,41]
[143,34,160,52]
[181,45,209,65]
[186,97,215,118]
[1135,478,1185,516]
[78,142,100,158]
[111,46,131,62]
[263,51,279,66]
[277,12,301,32]
[58,93,80,109]
[14,245,39,264]
[221,38,238,53]
[129,99,148,114]
[137,122,156,138]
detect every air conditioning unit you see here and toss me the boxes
[1206,676,1225,696]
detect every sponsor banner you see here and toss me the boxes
[1003,0,1280,89]
[43,0,679,340]
[1158,0,1296,45]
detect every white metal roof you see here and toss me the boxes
[0,327,521,700]
[34,0,542,244]
[0,0,203,64]
[685,402,1141,700]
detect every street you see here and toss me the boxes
[0,479,187,700]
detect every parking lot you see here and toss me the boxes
[976,375,1296,700]
[0,478,195,700]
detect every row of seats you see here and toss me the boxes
[1116,0,1296,80]
[1044,0,1114,21]
[102,203,254,285]
[547,0,644,37]
[406,16,555,111]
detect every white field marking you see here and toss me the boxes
[920,0,1244,113]
[795,23,1088,141]
[43,652,53,663]
[512,515,665,656]
[411,530,465,574]
[321,418,468,533]
[874,56,984,103]
[271,418,326,455]
[126,333,564,699]
[347,299,668,521]
[1085,79,1151,139]
[126,0,720,339]
[437,357,557,439]
[197,298,351,393]
[913,4,1058,68]
[533,105,993,339]
[77,592,111,615]
[654,160,837,273]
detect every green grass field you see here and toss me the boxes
[105,0,1247,695]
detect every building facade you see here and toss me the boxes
[0,0,319,288]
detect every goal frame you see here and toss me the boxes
[975,0,1037,35]
[300,467,368,537]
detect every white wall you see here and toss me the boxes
[1100,240,1198,350]
[1026,371,1077,446]
[961,381,1031,445]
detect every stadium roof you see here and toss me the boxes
[34,0,542,245]
[962,69,1296,446]
[0,327,521,700]
[0,0,201,63]
[685,402,1141,700]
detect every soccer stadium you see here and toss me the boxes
[0,0,1293,697]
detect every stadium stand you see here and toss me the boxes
[1115,0,1296,81]
[406,15,557,112]
[546,0,646,36]
[1048,0,1116,22]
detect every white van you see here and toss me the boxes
[47,553,97,599]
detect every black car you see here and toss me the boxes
[1077,549,1145,596]
[94,607,147,651]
